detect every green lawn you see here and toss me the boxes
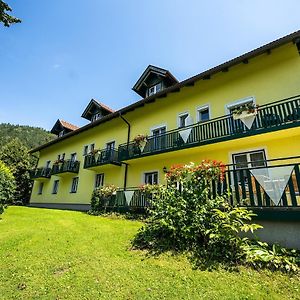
[0,207,299,299]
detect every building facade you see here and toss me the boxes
[30,31,300,228]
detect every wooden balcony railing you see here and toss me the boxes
[30,167,51,179]
[118,95,300,161]
[51,160,80,175]
[84,148,121,169]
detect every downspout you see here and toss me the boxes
[119,113,131,190]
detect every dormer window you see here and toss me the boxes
[58,130,64,137]
[81,99,114,123]
[148,82,162,97]
[91,113,102,122]
[133,65,178,98]
[50,119,79,138]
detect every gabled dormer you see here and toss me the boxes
[81,99,115,123]
[132,65,178,98]
[51,119,79,138]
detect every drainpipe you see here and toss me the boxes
[119,113,131,146]
[119,113,131,190]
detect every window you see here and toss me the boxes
[38,182,44,195]
[90,143,95,153]
[178,113,189,128]
[83,144,95,156]
[91,113,102,122]
[106,141,115,151]
[70,153,77,162]
[144,171,158,185]
[45,160,51,168]
[83,145,89,156]
[58,130,64,137]
[52,180,59,194]
[91,112,102,122]
[70,177,79,193]
[57,153,65,161]
[95,173,104,189]
[232,149,266,182]
[198,106,210,122]
[148,82,162,96]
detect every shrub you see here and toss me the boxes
[132,160,300,272]
[0,160,16,215]
[90,184,117,212]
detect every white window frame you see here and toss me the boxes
[106,140,116,150]
[95,173,104,189]
[229,147,268,167]
[177,111,190,128]
[150,124,167,136]
[225,96,256,115]
[148,82,162,97]
[142,170,159,185]
[70,177,79,193]
[196,104,211,122]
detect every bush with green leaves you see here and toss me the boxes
[132,161,300,272]
[0,138,32,204]
[90,184,117,212]
[0,160,16,215]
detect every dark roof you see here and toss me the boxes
[50,119,79,134]
[81,99,115,120]
[132,65,179,97]
[30,29,300,153]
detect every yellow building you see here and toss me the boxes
[30,31,300,219]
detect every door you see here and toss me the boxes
[105,141,115,160]
[152,127,166,151]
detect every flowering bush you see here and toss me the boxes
[132,159,299,272]
[139,184,161,194]
[90,184,117,212]
[96,184,117,198]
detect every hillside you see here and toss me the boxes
[0,123,55,150]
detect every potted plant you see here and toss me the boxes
[89,148,100,161]
[133,134,148,152]
[232,103,259,120]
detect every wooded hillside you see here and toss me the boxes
[0,123,55,150]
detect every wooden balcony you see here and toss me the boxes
[84,149,121,169]
[30,167,51,180]
[118,95,300,161]
[51,160,80,176]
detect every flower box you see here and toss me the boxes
[233,110,257,120]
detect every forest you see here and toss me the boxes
[0,123,55,210]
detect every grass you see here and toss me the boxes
[0,207,300,299]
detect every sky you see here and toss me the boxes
[1,0,300,130]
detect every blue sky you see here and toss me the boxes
[1,0,300,130]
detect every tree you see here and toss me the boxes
[0,138,32,204]
[0,160,16,215]
[0,1,21,27]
